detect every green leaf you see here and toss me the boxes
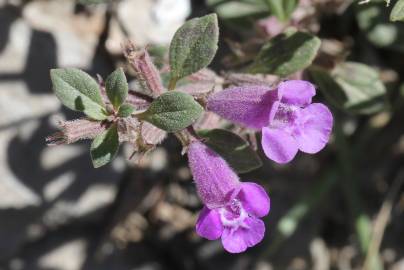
[264,0,298,21]
[140,91,204,132]
[90,124,119,168]
[309,62,387,114]
[118,103,135,117]
[333,62,387,113]
[105,68,128,109]
[169,14,219,83]
[391,0,404,21]
[50,68,107,120]
[248,29,321,77]
[198,129,262,173]
[308,66,347,109]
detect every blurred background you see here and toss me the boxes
[0,0,403,269]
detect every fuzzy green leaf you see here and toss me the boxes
[141,91,203,132]
[50,68,107,120]
[90,124,119,168]
[309,62,387,114]
[198,129,262,173]
[105,68,128,109]
[169,14,219,82]
[118,103,135,117]
[249,29,321,77]
[391,0,404,21]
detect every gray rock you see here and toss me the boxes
[23,0,106,68]
[107,0,191,54]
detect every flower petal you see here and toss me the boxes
[294,103,333,154]
[196,207,223,240]
[243,217,266,247]
[188,142,240,208]
[221,217,265,253]
[207,85,280,129]
[261,127,298,164]
[279,80,316,107]
[238,182,270,218]
[221,228,247,253]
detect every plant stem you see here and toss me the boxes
[363,171,404,270]
[168,77,178,91]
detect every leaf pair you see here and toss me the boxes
[51,68,133,118]
[139,13,219,131]
[51,68,132,168]
[90,68,134,168]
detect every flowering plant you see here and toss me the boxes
[45,0,394,256]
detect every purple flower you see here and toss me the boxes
[207,80,333,164]
[188,141,270,253]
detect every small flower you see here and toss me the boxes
[188,141,270,253]
[207,80,333,163]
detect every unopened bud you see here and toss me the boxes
[123,41,165,97]
[46,119,106,145]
